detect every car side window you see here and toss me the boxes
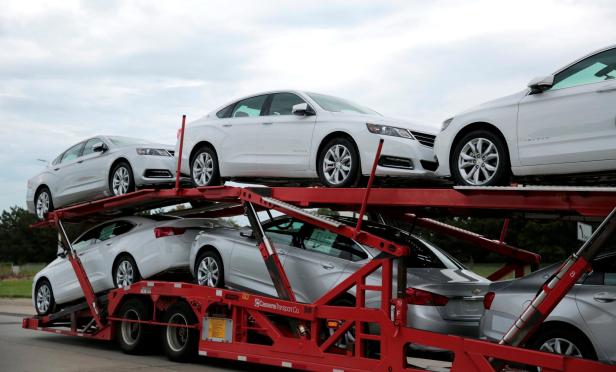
[231,95,268,118]
[60,143,84,164]
[98,221,134,242]
[265,219,303,246]
[584,254,616,285]
[407,241,446,269]
[82,138,105,156]
[72,226,103,252]
[216,104,234,118]
[551,48,616,90]
[266,93,307,116]
[301,226,367,261]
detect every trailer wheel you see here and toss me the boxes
[116,298,153,354]
[163,302,199,362]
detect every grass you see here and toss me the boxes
[0,262,46,279]
[466,262,533,280]
[0,279,32,298]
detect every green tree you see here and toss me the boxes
[0,207,57,264]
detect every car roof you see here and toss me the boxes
[552,44,616,75]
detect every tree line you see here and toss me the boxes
[0,206,594,265]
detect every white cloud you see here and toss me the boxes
[1,0,616,210]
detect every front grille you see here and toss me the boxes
[410,131,436,147]
[420,160,439,171]
[144,169,173,178]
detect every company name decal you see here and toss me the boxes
[254,298,300,314]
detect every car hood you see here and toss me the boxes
[408,268,491,297]
[456,89,528,116]
[330,112,439,134]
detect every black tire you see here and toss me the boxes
[113,255,141,288]
[34,278,55,316]
[34,187,54,220]
[190,146,220,187]
[450,129,510,186]
[116,298,154,354]
[317,137,360,187]
[194,250,224,288]
[528,326,597,361]
[162,302,199,362]
[109,161,136,196]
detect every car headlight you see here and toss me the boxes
[366,123,413,139]
[441,117,454,132]
[136,148,172,156]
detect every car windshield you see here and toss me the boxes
[307,93,380,116]
[107,136,152,146]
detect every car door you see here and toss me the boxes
[282,221,359,302]
[51,142,85,205]
[517,47,616,166]
[218,95,268,177]
[228,217,299,297]
[258,92,318,175]
[575,254,616,362]
[77,138,112,199]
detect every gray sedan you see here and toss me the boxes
[27,135,176,219]
[480,252,616,364]
[189,215,491,341]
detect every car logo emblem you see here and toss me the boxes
[472,288,481,295]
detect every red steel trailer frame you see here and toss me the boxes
[22,183,616,372]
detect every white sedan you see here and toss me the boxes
[27,135,176,220]
[434,45,616,186]
[32,215,220,315]
[176,90,438,187]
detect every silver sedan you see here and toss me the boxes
[189,215,491,342]
[27,135,176,219]
[480,252,616,364]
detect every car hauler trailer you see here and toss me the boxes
[22,135,616,371]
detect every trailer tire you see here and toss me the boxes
[116,298,154,355]
[163,302,199,362]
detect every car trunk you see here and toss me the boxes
[408,268,491,322]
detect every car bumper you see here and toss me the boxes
[26,189,35,214]
[357,135,439,177]
[433,129,454,177]
[130,155,177,186]
[479,309,514,342]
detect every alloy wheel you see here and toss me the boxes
[457,137,499,185]
[197,256,219,287]
[539,337,582,358]
[323,144,352,185]
[36,283,51,314]
[192,152,214,186]
[36,191,50,219]
[112,167,131,195]
[116,260,135,288]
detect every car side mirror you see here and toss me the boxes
[292,103,315,116]
[93,143,108,153]
[528,75,554,94]
[57,246,67,259]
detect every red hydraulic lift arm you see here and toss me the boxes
[499,206,616,350]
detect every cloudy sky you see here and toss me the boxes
[1,0,615,211]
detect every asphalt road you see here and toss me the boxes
[0,313,282,372]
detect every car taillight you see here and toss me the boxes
[154,227,186,238]
[483,291,495,310]
[405,288,449,306]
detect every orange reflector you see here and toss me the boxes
[326,320,340,329]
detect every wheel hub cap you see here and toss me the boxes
[116,261,134,288]
[323,145,352,185]
[458,137,499,185]
[36,284,51,313]
[197,257,219,287]
[193,152,214,186]
[540,338,582,358]
[112,167,130,195]
[36,192,50,219]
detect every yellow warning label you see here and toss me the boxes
[208,318,227,340]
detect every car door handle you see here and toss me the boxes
[262,122,273,125]
[277,249,287,255]
[222,124,232,127]
[77,160,83,164]
[596,86,616,93]
[593,292,616,302]
[321,263,335,270]
[106,242,113,246]
[53,167,60,171]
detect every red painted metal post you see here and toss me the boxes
[499,218,510,243]
[355,138,384,236]
[175,114,186,189]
